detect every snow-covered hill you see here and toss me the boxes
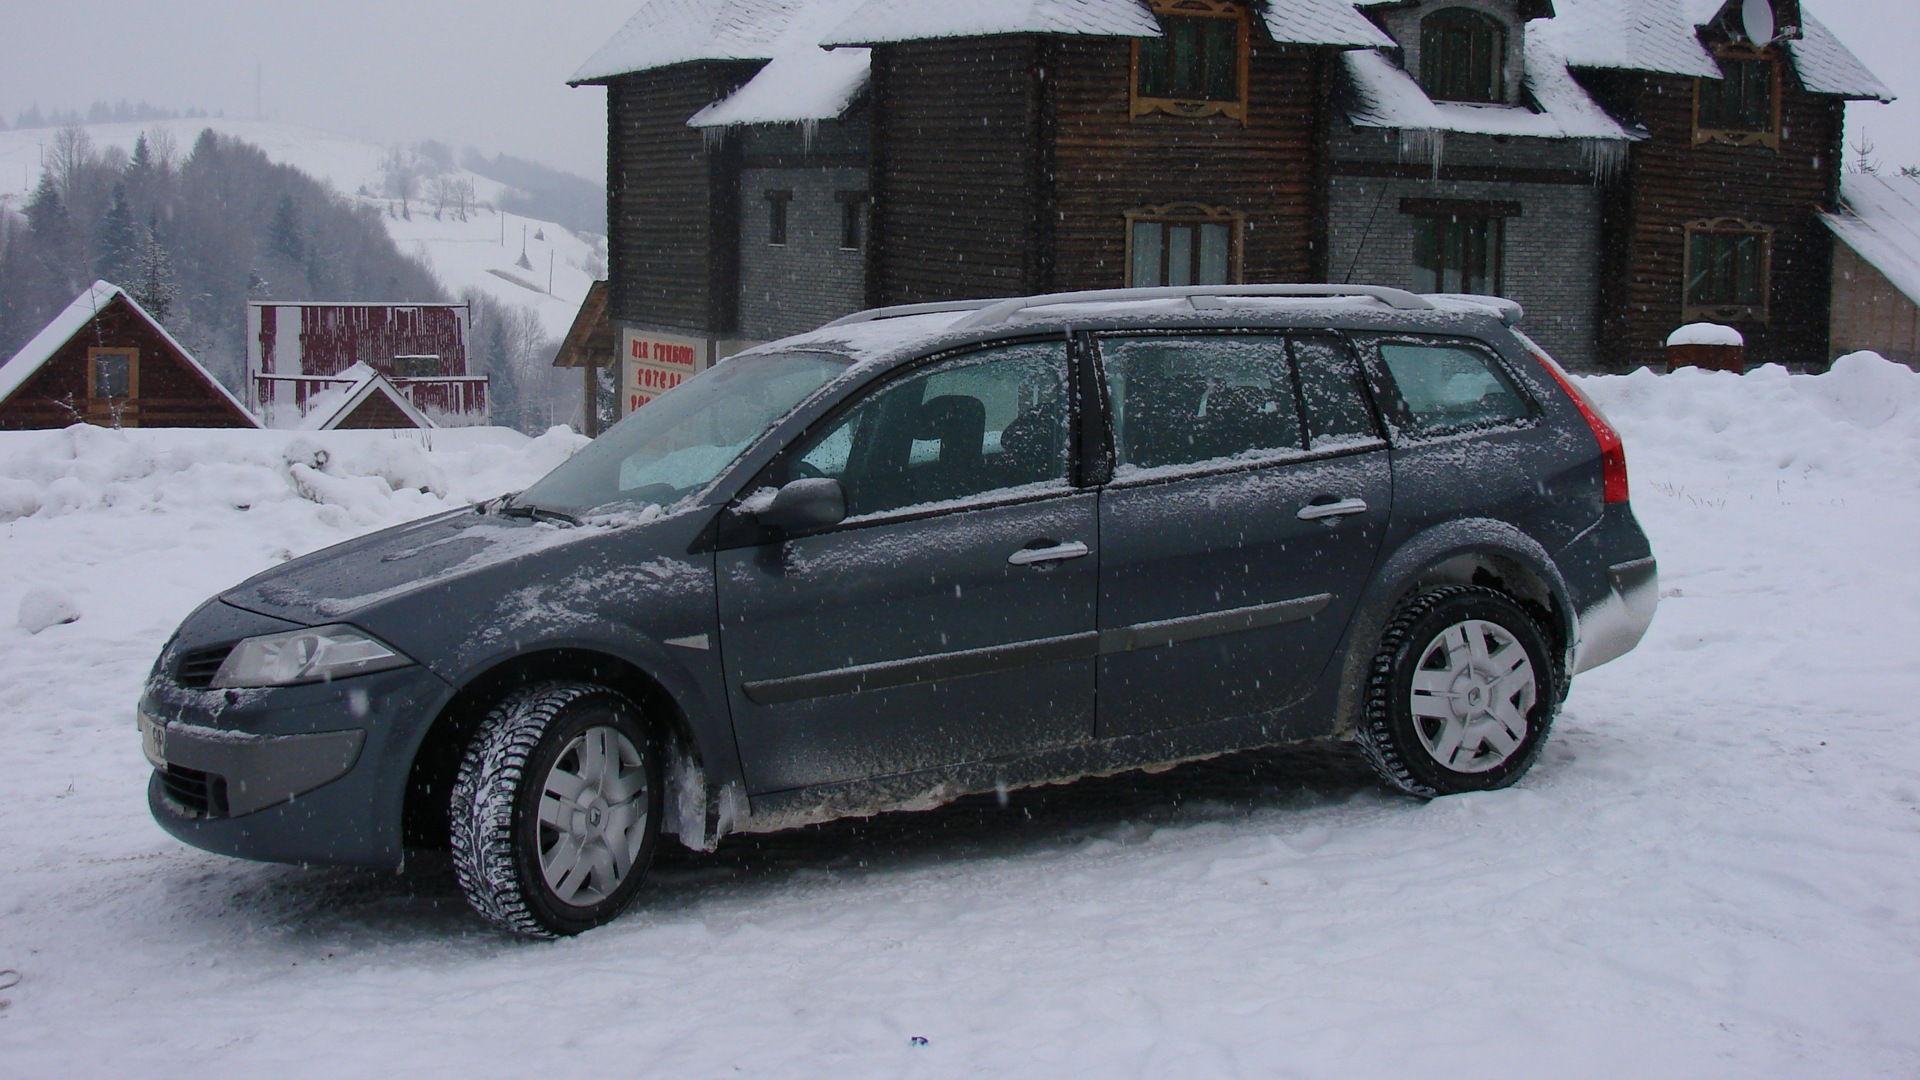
[0,356,1916,1075]
[0,119,603,338]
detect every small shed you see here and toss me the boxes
[553,280,615,436]
[0,281,259,430]
[1823,173,1920,369]
[300,364,435,431]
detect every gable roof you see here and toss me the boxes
[1340,33,1640,141]
[0,281,259,426]
[299,363,435,431]
[1823,172,1920,309]
[1536,0,1889,100]
[571,0,872,85]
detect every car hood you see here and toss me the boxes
[220,507,611,625]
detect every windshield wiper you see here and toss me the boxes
[495,497,581,527]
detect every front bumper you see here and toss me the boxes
[141,663,453,868]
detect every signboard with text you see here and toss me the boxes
[620,328,709,415]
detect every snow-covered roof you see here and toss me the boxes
[1536,0,1889,100]
[1822,173,1920,309]
[572,0,871,84]
[0,281,258,425]
[689,46,872,128]
[818,0,1161,45]
[1340,37,1639,140]
[299,363,435,431]
[1785,14,1892,102]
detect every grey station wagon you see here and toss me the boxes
[140,284,1657,937]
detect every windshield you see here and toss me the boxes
[515,349,850,517]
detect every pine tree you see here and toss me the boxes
[23,173,70,241]
[268,194,304,262]
[132,215,177,322]
[95,182,138,283]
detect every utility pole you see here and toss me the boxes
[549,250,555,295]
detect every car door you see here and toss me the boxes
[715,339,1097,795]
[1094,331,1392,739]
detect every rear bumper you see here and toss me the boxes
[1572,555,1658,673]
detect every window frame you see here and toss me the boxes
[1693,45,1782,149]
[733,335,1089,541]
[1124,203,1246,288]
[87,347,138,402]
[1090,329,1389,490]
[1353,333,1542,442]
[835,190,868,251]
[1406,202,1513,296]
[765,189,793,247]
[1683,217,1774,322]
[1130,0,1252,124]
[1418,7,1510,105]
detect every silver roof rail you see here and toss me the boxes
[823,285,1435,332]
[953,284,1433,330]
[823,298,1005,328]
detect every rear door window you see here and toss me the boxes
[1375,340,1532,435]
[1100,335,1305,474]
[1290,335,1380,449]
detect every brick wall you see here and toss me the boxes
[1327,129,1609,369]
[736,166,871,341]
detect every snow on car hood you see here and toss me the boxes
[218,506,619,624]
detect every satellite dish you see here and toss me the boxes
[1742,0,1777,44]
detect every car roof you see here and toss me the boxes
[748,286,1524,373]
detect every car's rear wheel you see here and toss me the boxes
[449,681,661,937]
[1358,586,1559,798]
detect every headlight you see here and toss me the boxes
[211,625,412,688]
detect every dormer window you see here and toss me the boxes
[1419,8,1507,104]
[1695,46,1780,148]
[1132,0,1250,122]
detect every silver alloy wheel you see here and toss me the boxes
[538,725,650,906]
[1408,619,1537,774]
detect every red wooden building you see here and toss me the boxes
[246,301,488,426]
[0,281,258,430]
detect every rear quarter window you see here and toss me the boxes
[1375,340,1532,435]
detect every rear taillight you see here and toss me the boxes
[1530,348,1629,504]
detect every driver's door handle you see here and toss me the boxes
[1009,540,1091,566]
[1297,498,1369,522]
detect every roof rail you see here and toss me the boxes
[823,298,1005,328]
[823,285,1435,333]
[953,284,1433,329]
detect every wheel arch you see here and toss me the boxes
[402,647,723,854]
[1327,518,1577,737]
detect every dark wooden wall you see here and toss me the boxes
[0,297,256,429]
[868,38,1049,306]
[1597,65,1845,371]
[1047,38,1330,289]
[605,64,755,334]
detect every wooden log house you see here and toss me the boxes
[0,281,259,430]
[570,0,1888,405]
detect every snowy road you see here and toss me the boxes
[0,361,1916,1078]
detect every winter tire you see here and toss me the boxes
[1358,586,1559,798]
[450,681,662,938]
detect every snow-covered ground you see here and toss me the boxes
[0,359,1916,1077]
[0,118,602,337]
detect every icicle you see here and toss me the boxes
[701,126,731,154]
[1398,129,1445,177]
[1582,140,1629,183]
[799,118,819,151]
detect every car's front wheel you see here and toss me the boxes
[1358,586,1559,798]
[449,681,662,937]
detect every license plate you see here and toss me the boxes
[139,711,167,768]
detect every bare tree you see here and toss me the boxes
[47,126,96,200]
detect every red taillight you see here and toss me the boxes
[1531,349,1629,504]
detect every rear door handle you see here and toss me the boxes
[1009,540,1091,566]
[1297,498,1369,522]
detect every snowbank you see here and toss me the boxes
[1,360,1917,1077]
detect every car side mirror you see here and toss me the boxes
[756,478,846,534]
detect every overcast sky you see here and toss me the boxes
[1,0,1915,183]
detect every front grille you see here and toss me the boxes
[160,764,228,818]
[175,644,234,689]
